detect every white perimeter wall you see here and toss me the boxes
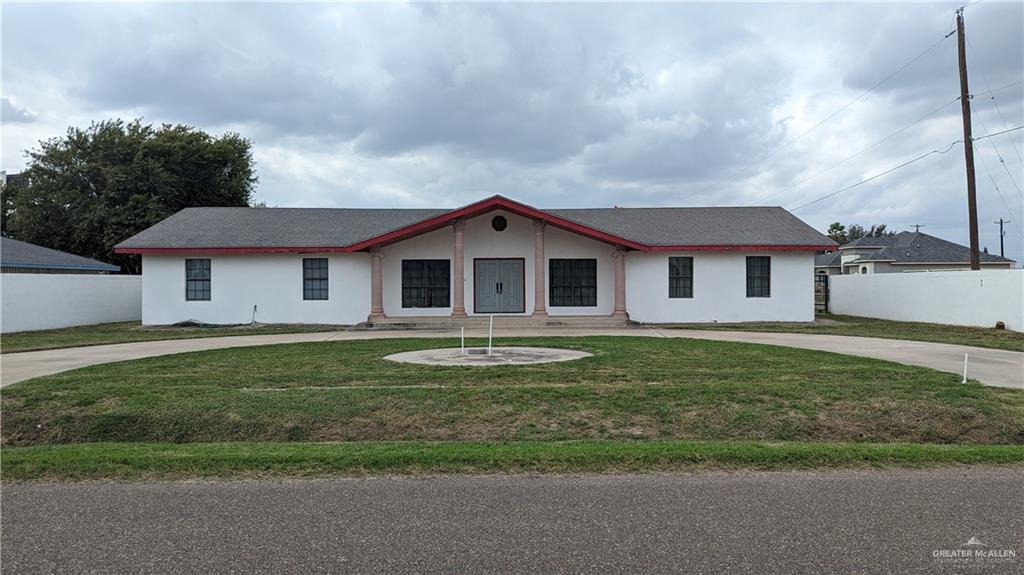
[626,251,815,323]
[831,270,1024,331]
[141,253,370,325]
[1,274,142,333]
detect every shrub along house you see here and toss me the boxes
[114,195,835,326]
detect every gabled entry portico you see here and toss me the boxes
[365,196,640,322]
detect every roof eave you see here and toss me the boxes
[0,261,119,271]
[114,246,353,255]
[648,244,835,252]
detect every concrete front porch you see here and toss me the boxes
[362,315,635,330]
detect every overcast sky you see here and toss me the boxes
[3,2,1022,262]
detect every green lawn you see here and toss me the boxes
[0,321,344,354]
[3,337,1022,480]
[6,440,1023,482]
[665,313,1024,352]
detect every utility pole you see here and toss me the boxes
[957,8,981,270]
[911,224,925,233]
[994,218,1011,258]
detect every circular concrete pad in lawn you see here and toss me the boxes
[384,346,592,366]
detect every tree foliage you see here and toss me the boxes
[826,222,897,245]
[1,119,257,273]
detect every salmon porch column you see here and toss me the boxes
[451,219,468,317]
[368,246,387,321]
[611,247,629,319]
[532,220,548,316]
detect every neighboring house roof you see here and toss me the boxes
[114,195,836,255]
[839,231,1015,265]
[814,252,842,267]
[1,237,120,272]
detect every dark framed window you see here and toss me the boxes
[402,259,450,308]
[303,258,329,300]
[549,259,597,307]
[185,259,211,301]
[669,256,693,298]
[746,256,771,298]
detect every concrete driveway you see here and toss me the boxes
[2,327,1021,388]
[4,468,1022,574]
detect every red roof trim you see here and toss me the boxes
[342,195,650,252]
[647,244,835,252]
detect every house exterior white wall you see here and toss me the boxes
[137,212,817,325]
[1,274,141,333]
[625,251,815,323]
[831,269,1024,331]
[140,253,370,325]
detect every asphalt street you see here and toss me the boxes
[3,467,1022,574]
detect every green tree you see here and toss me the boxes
[827,222,847,244]
[3,119,257,273]
[827,222,897,245]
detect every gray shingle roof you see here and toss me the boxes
[841,231,1015,264]
[814,252,842,267]
[546,207,831,247]
[1,237,120,272]
[115,201,834,250]
[116,207,446,249]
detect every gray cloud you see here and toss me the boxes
[1,2,1022,262]
[2,97,34,123]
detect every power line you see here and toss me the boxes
[760,96,961,203]
[974,137,1024,236]
[790,140,962,212]
[972,79,1024,98]
[972,109,1024,199]
[692,32,955,197]
[966,37,1024,168]
[974,125,1024,142]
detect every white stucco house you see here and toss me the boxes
[114,195,835,326]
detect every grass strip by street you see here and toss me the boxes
[664,313,1024,352]
[0,321,344,354]
[4,440,1024,482]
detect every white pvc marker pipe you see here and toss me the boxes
[488,314,494,355]
[461,327,465,354]
[961,353,969,384]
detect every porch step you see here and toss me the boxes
[361,315,635,330]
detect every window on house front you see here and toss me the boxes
[303,258,329,300]
[185,258,211,301]
[746,256,771,298]
[402,259,450,308]
[549,258,597,307]
[668,256,693,298]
